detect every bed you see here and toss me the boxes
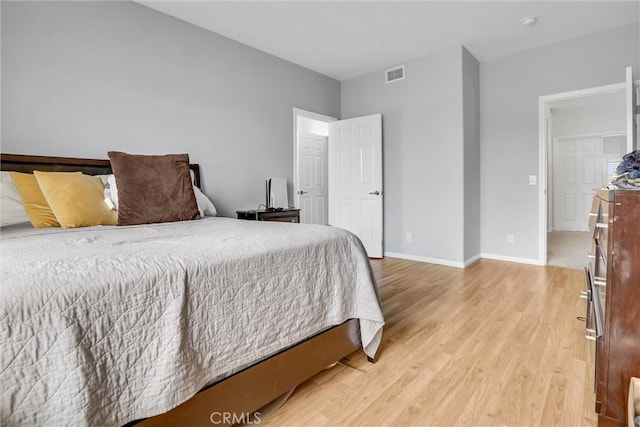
[0,154,385,427]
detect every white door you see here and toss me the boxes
[328,114,383,257]
[626,66,637,151]
[553,137,603,231]
[296,133,328,225]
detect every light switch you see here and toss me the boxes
[529,175,537,185]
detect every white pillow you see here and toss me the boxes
[106,174,217,217]
[95,174,110,186]
[1,171,31,227]
[193,186,217,217]
[106,174,119,209]
[187,171,217,216]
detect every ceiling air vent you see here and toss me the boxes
[386,65,405,83]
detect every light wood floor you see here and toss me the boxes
[261,257,597,427]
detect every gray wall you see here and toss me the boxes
[551,99,626,138]
[4,1,638,264]
[462,47,480,262]
[480,23,639,261]
[342,46,468,264]
[1,1,340,216]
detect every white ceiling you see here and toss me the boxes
[138,1,640,81]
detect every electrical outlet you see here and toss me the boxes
[406,233,412,242]
[529,175,537,185]
[507,234,515,244]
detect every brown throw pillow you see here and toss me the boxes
[108,152,199,226]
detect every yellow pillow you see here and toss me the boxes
[10,171,61,228]
[33,171,117,228]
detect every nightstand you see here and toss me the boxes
[236,208,300,223]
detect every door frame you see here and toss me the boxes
[292,108,336,212]
[538,82,626,265]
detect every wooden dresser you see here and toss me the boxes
[585,190,640,426]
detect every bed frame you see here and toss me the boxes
[1,153,365,427]
[0,153,202,188]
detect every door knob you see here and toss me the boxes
[297,190,308,195]
[368,190,380,195]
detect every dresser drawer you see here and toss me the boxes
[593,242,607,285]
[594,202,609,253]
[583,268,596,341]
[588,194,601,235]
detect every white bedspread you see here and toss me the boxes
[0,218,384,426]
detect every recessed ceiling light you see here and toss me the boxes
[522,16,537,26]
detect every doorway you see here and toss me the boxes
[540,83,630,267]
[293,108,336,225]
[293,109,385,258]
[328,114,384,258]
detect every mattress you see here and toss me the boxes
[0,218,384,426]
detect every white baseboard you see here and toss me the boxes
[384,251,465,268]
[464,253,482,267]
[383,252,541,268]
[480,253,543,266]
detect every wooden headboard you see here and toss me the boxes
[0,153,202,188]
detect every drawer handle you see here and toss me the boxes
[588,212,598,217]
[587,253,595,258]
[579,291,589,299]
[596,223,608,229]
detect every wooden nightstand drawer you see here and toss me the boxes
[236,209,300,223]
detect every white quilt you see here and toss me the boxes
[0,218,384,426]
